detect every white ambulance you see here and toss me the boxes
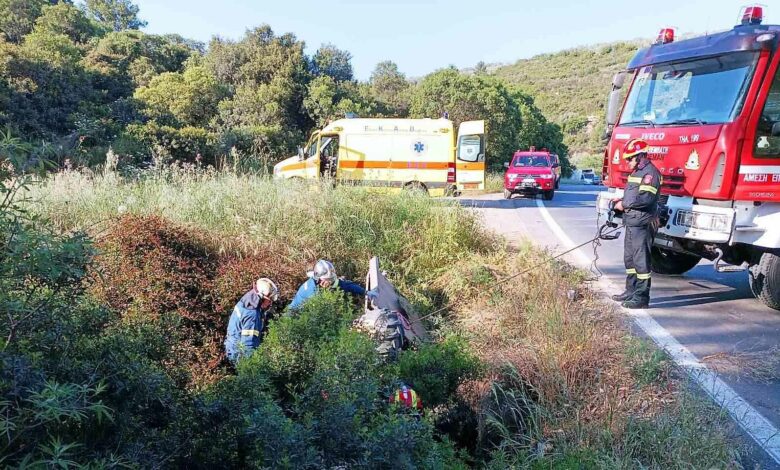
[272,117,486,196]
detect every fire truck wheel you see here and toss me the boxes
[650,247,702,275]
[503,189,512,199]
[749,253,780,311]
[542,189,554,201]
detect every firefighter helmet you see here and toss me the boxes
[255,278,280,302]
[623,138,649,159]
[310,259,337,283]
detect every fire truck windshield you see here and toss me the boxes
[619,51,758,127]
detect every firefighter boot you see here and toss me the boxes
[621,297,649,309]
[611,290,634,302]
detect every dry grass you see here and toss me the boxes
[434,242,740,467]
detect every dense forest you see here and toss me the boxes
[0,0,569,171]
[494,41,646,155]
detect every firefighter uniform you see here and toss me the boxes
[620,152,662,307]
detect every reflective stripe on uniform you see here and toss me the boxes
[627,176,642,183]
[639,185,658,194]
[626,268,637,274]
[241,329,260,336]
[637,273,651,280]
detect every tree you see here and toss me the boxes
[473,61,488,75]
[303,76,381,127]
[206,25,310,159]
[33,2,101,44]
[0,0,48,43]
[83,0,146,32]
[410,68,521,164]
[135,61,225,128]
[311,43,353,82]
[369,60,410,116]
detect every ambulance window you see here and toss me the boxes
[458,135,484,162]
[755,67,780,158]
[307,140,318,159]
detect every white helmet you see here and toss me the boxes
[255,278,280,301]
[310,259,337,283]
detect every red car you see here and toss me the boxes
[503,150,558,200]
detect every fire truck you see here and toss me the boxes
[596,6,780,310]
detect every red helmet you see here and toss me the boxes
[623,139,649,159]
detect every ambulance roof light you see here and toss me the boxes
[740,5,764,26]
[656,28,675,45]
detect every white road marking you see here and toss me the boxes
[535,198,780,465]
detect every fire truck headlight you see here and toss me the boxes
[675,210,731,232]
[539,174,554,179]
[508,174,519,180]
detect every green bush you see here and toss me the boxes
[398,336,482,408]
[249,291,357,394]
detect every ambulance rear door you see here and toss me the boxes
[456,120,486,190]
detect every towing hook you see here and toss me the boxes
[713,247,748,273]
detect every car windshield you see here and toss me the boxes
[619,51,758,126]
[513,155,549,167]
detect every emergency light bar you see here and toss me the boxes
[740,5,764,25]
[656,28,675,44]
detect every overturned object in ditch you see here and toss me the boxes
[354,257,429,360]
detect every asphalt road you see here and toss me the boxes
[459,184,780,468]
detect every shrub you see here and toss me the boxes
[212,253,305,315]
[248,291,357,394]
[398,335,483,408]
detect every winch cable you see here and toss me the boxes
[412,222,622,325]
[588,210,622,281]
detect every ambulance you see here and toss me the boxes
[272,117,486,196]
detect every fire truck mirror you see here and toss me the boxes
[606,89,623,126]
[772,122,780,137]
[503,162,509,169]
[612,71,626,89]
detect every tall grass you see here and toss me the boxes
[28,167,497,287]
[438,243,740,468]
[26,167,740,467]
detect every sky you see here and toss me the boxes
[134,0,775,80]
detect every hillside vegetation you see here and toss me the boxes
[0,0,568,172]
[494,41,647,154]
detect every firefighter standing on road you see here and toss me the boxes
[611,139,661,309]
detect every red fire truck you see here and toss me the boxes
[597,6,780,310]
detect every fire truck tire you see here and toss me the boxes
[503,189,512,199]
[542,189,554,201]
[749,253,780,311]
[650,247,702,275]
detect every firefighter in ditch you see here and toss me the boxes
[611,138,662,309]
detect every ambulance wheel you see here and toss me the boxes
[503,189,512,199]
[404,181,428,195]
[542,189,554,201]
[749,252,780,311]
[650,247,701,275]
